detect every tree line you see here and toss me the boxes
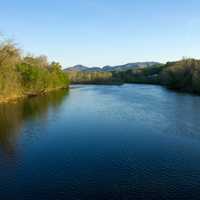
[67,59,200,95]
[67,71,118,84]
[0,39,69,102]
[161,59,200,93]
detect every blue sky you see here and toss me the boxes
[0,0,200,67]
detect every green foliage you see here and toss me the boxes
[0,41,22,99]
[67,60,200,95]
[0,39,69,101]
[161,59,200,93]
[67,64,165,85]
[114,60,200,94]
[67,59,200,95]
[112,64,164,84]
[68,71,115,84]
[48,62,69,88]
[0,64,22,97]
[0,41,21,67]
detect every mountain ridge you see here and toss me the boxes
[64,62,162,72]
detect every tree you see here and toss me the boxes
[0,40,21,68]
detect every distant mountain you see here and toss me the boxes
[64,65,88,72]
[102,62,161,72]
[64,62,161,72]
[63,65,103,72]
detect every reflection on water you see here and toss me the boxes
[0,89,69,156]
[1,85,200,199]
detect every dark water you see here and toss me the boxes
[1,85,200,200]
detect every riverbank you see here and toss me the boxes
[0,40,69,104]
[0,87,69,104]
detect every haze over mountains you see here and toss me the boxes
[64,62,161,72]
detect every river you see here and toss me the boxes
[0,84,200,199]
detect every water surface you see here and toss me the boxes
[1,84,200,199]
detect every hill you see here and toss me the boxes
[64,62,161,72]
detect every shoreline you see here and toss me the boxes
[1,82,199,104]
[70,82,200,96]
[0,87,69,104]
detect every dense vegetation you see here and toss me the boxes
[0,40,69,102]
[112,64,164,84]
[67,64,164,85]
[68,71,120,84]
[67,59,200,95]
[161,59,200,93]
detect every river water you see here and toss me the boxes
[0,84,200,199]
